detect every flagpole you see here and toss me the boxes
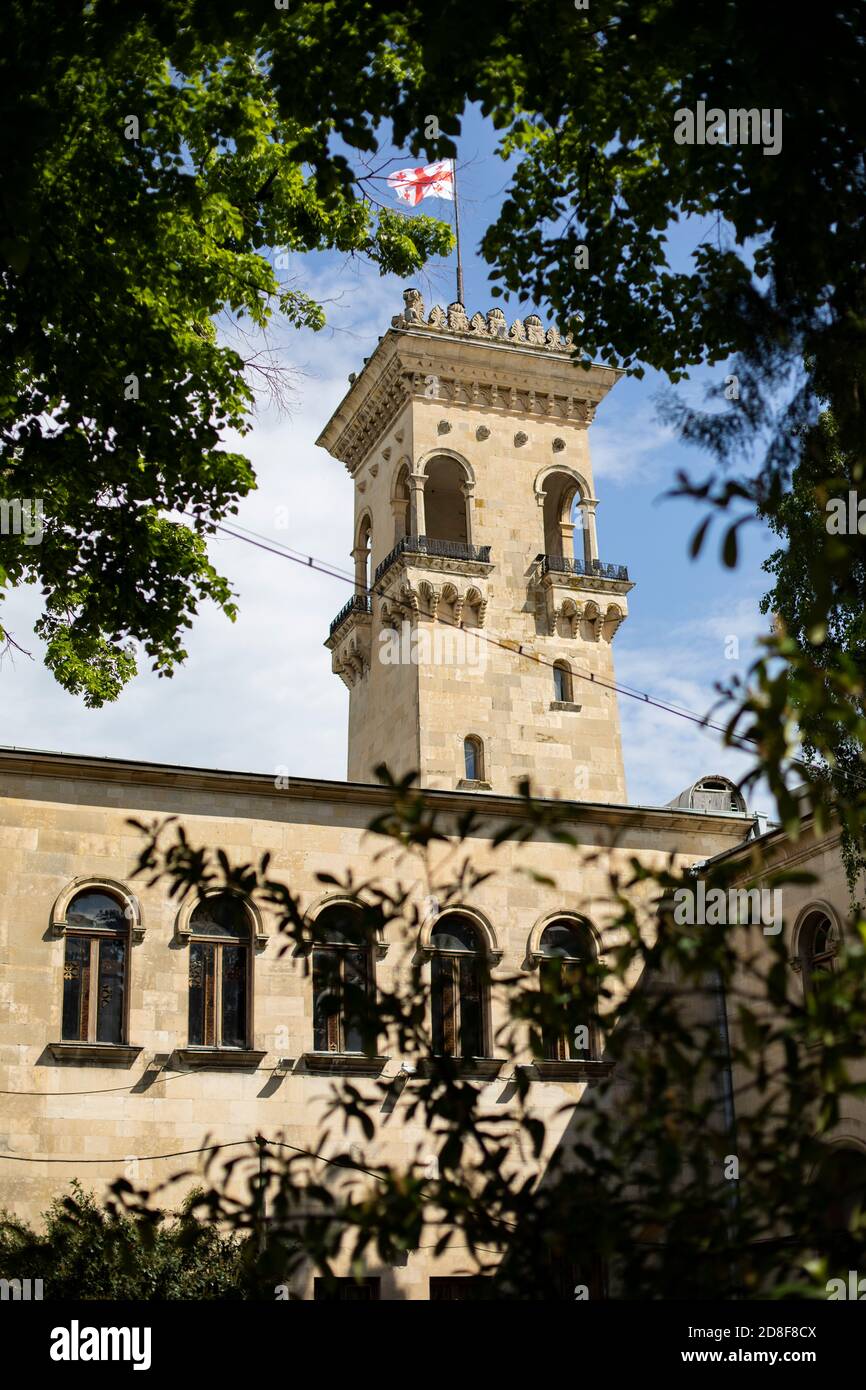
[452,159,464,305]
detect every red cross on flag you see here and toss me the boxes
[386,159,455,205]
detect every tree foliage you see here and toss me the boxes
[0,1,452,701]
[0,1181,259,1299]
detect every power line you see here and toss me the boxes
[211,520,762,755]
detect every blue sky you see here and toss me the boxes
[0,106,776,816]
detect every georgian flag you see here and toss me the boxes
[386,159,454,205]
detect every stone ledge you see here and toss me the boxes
[418,1056,503,1080]
[48,1042,142,1066]
[300,1052,389,1076]
[173,1047,266,1070]
[525,1058,613,1082]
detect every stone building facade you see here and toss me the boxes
[0,291,777,1298]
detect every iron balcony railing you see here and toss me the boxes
[536,554,629,582]
[329,593,372,636]
[374,534,492,584]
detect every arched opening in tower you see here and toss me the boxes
[541,472,590,566]
[424,456,469,544]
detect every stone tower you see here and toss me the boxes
[316,289,633,803]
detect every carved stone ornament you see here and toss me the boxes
[402,287,425,321]
[438,419,452,434]
[476,425,491,441]
[447,302,469,332]
[514,431,528,447]
[552,437,566,452]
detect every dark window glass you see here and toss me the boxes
[540,922,586,958]
[313,949,342,1052]
[539,921,595,1060]
[459,954,484,1058]
[66,891,127,931]
[432,952,457,1055]
[312,908,372,1054]
[343,947,370,1054]
[553,664,572,702]
[95,937,127,1044]
[463,737,481,781]
[800,911,836,996]
[188,940,216,1046]
[62,935,91,1042]
[221,944,248,1048]
[190,895,249,939]
[188,898,249,1048]
[431,917,479,953]
[431,915,486,1059]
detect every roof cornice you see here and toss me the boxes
[316,290,623,474]
[0,746,756,837]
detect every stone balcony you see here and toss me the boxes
[373,535,493,631]
[325,594,372,688]
[533,553,633,641]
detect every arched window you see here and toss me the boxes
[798,909,837,997]
[463,735,484,782]
[431,914,486,1058]
[538,919,597,1061]
[312,904,373,1054]
[188,895,251,1049]
[392,462,411,542]
[355,515,372,593]
[61,889,130,1045]
[553,661,573,703]
[541,471,590,565]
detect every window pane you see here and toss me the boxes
[62,935,91,1041]
[431,916,479,953]
[464,739,477,780]
[221,945,248,1048]
[553,667,566,701]
[432,953,457,1055]
[189,941,216,1046]
[190,895,248,939]
[315,904,364,946]
[96,937,126,1044]
[540,957,566,1060]
[459,955,484,1058]
[313,949,342,1052]
[67,891,126,931]
[540,922,585,958]
[343,948,370,1054]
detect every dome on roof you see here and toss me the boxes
[666,774,747,815]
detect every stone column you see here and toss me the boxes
[351,544,368,592]
[409,471,427,537]
[460,480,475,546]
[578,498,600,564]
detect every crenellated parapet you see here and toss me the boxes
[391,288,575,352]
